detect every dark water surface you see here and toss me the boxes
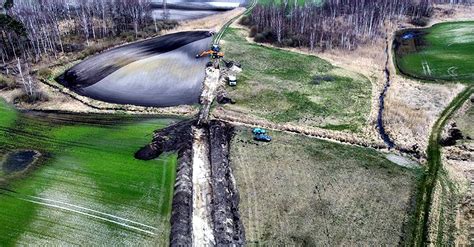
[2,150,39,174]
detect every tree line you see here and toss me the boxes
[243,0,472,51]
[1,0,174,64]
[0,0,177,102]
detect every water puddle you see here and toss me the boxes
[2,150,40,174]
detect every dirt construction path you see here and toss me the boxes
[191,127,215,246]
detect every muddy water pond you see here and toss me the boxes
[57,31,212,107]
[0,100,179,245]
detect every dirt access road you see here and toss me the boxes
[411,86,473,245]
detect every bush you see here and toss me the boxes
[254,33,266,43]
[254,29,276,43]
[312,75,335,85]
[14,91,49,104]
[0,74,17,90]
[239,16,251,26]
[37,68,52,79]
[249,26,258,38]
[282,38,296,47]
[410,17,429,27]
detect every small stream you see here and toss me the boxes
[377,39,396,149]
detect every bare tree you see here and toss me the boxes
[247,0,471,51]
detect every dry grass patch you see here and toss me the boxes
[383,77,465,153]
[230,127,420,245]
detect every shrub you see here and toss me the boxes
[312,75,335,85]
[14,91,49,104]
[249,26,258,38]
[253,29,276,43]
[410,17,429,27]
[254,33,266,43]
[239,16,251,26]
[0,74,17,90]
[282,38,295,47]
[37,68,52,79]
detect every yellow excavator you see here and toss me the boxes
[196,44,224,59]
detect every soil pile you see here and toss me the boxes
[136,120,245,246]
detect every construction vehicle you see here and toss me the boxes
[228,75,237,86]
[196,44,224,59]
[252,128,272,142]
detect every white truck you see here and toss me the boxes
[228,75,237,86]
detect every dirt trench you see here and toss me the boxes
[136,120,245,246]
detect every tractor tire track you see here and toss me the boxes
[0,189,157,235]
[236,151,260,243]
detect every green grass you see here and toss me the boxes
[0,100,178,246]
[221,28,371,132]
[395,21,474,83]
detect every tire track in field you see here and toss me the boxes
[236,147,260,243]
[0,188,157,236]
[158,158,169,246]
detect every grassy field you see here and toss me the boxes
[0,100,178,246]
[395,21,474,83]
[230,127,421,245]
[221,28,371,132]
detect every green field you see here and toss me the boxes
[395,21,474,83]
[221,28,371,132]
[230,127,421,245]
[0,101,177,245]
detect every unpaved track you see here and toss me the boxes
[197,67,221,126]
[411,86,473,246]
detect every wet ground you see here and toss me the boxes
[2,150,39,174]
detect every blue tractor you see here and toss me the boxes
[252,128,272,142]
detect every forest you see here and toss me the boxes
[0,0,178,101]
[242,0,472,50]
[0,0,175,63]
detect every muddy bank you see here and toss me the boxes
[136,120,245,246]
